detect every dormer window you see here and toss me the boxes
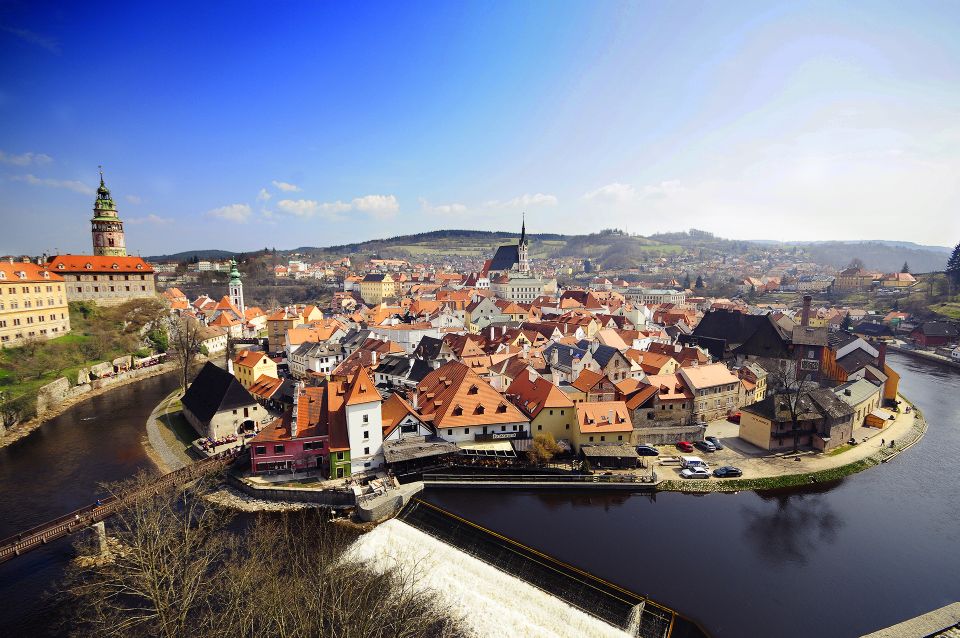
[474,404,485,415]
[16,271,26,279]
[42,272,49,279]
[0,272,5,280]
[57,264,64,270]
[497,403,507,413]
[84,263,92,269]
[112,263,119,270]
[136,264,143,270]
[452,405,463,416]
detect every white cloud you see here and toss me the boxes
[127,214,172,226]
[276,198,352,219]
[125,194,142,205]
[582,182,637,203]
[207,203,252,223]
[0,150,52,166]
[352,194,400,219]
[10,173,93,195]
[271,180,301,192]
[419,198,468,215]
[485,193,558,209]
[256,188,272,201]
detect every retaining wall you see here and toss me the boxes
[633,424,707,445]
[226,473,356,508]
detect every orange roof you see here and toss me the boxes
[248,374,283,399]
[571,369,605,392]
[415,361,528,428]
[679,363,738,390]
[644,373,693,401]
[210,313,240,327]
[234,349,269,367]
[0,261,63,283]
[380,393,424,437]
[575,401,632,434]
[251,386,328,442]
[506,371,574,419]
[48,254,154,273]
[344,367,380,406]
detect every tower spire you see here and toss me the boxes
[520,211,526,244]
[98,165,104,187]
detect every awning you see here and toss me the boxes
[459,440,516,457]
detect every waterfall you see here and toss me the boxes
[348,519,632,638]
[626,601,645,637]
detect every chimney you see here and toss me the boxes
[291,383,303,437]
[801,295,812,327]
[528,368,537,383]
[877,341,887,369]
[607,409,614,423]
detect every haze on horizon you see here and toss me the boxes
[1,1,958,256]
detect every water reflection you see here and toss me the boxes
[534,491,638,511]
[740,493,843,566]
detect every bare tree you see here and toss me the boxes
[169,316,203,393]
[63,470,234,638]
[767,362,815,453]
[63,476,466,638]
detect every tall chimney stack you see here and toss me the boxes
[801,295,812,327]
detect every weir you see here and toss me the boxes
[395,498,710,638]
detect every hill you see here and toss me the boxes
[145,249,238,262]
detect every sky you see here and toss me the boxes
[0,0,958,256]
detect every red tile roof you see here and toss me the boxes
[48,254,154,273]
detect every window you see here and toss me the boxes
[537,424,542,431]
[447,429,453,436]
[337,452,344,460]
[589,436,594,442]
[362,430,368,439]
[362,414,369,423]
[274,444,285,454]
[364,447,369,455]
[255,446,266,455]
[463,428,469,435]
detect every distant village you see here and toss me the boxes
[2,175,958,488]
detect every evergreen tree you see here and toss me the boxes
[841,312,851,331]
[682,273,691,289]
[695,275,705,289]
[947,241,960,285]
[901,261,910,273]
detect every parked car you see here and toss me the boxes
[635,444,660,457]
[676,441,694,452]
[695,440,716,452]
[713,466,743,478]
[705,436,725,450]
[727,412,741,424]
[680,467,711,479]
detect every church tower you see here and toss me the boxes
[228,259,245,314]
[517,212,530,274]
[90,168,127,257]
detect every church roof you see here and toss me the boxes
[489,244,520,272]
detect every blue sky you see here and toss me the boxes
[1,1,958,255]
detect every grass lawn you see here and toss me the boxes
[929,302,960,320]
[158,408,200,458]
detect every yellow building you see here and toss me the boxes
[506,372,577,444]
[571,401,633,451]
[232,350,278,389]
[359,273,396,305]
[266,307,303,353]
[0,260,71,348]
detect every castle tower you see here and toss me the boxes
[228,259,245,314]
[91,167,127,257]
[517,212,530,274]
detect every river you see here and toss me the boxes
[0,353,957,636]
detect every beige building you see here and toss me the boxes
[571,401,633,451]
[679,363,741,422]
[0,260,71,348]
[47,255,156,306]
[506,371,577,445]
[359,273,397,305]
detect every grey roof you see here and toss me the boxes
[852,321,893,337]
[489,244,519,272]
[181,362,256,425]
[835,378,882,406]
[376,353,433,383]
[590,344,624,369]
[580,444,638,459]
[837,348,878,374]
[743,386,854,423]
[340,328,371,349]
[828,330,859,349]
[792,325,829,347]
[362,273,387,282]
[544,343,587,372]
[295,341,346,358]
[383,436,460,464]
[414,335,444,360]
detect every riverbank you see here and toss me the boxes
[0,361,178,450]
[887,343,960,370]
[658,398,927,493]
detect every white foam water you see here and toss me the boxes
[347,519,631,638]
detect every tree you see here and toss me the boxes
[947,241,960,286]
[695,275,704,289]
[64,472,466,638]
[682,273,691,289]
[769,365,815,454]
[841,312,851,331]
[748,284,757,302]
[847,257,865,270]
[169,316,203,393]
[527,432,563,466]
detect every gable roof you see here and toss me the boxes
[181,362,256,424]
[48,254,154,274]
[489,244,520,272]
[414,360,528,427]
[506,371,574,419]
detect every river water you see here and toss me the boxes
[0,354,957,637]
[0,371,179,634]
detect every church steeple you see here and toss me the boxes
[91,166,127,257]
[517,212,530,274]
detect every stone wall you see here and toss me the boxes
[36,377,71,416]
[632,424,707,446]
[226,473,355,507]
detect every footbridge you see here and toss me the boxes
[0,450,240,564]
